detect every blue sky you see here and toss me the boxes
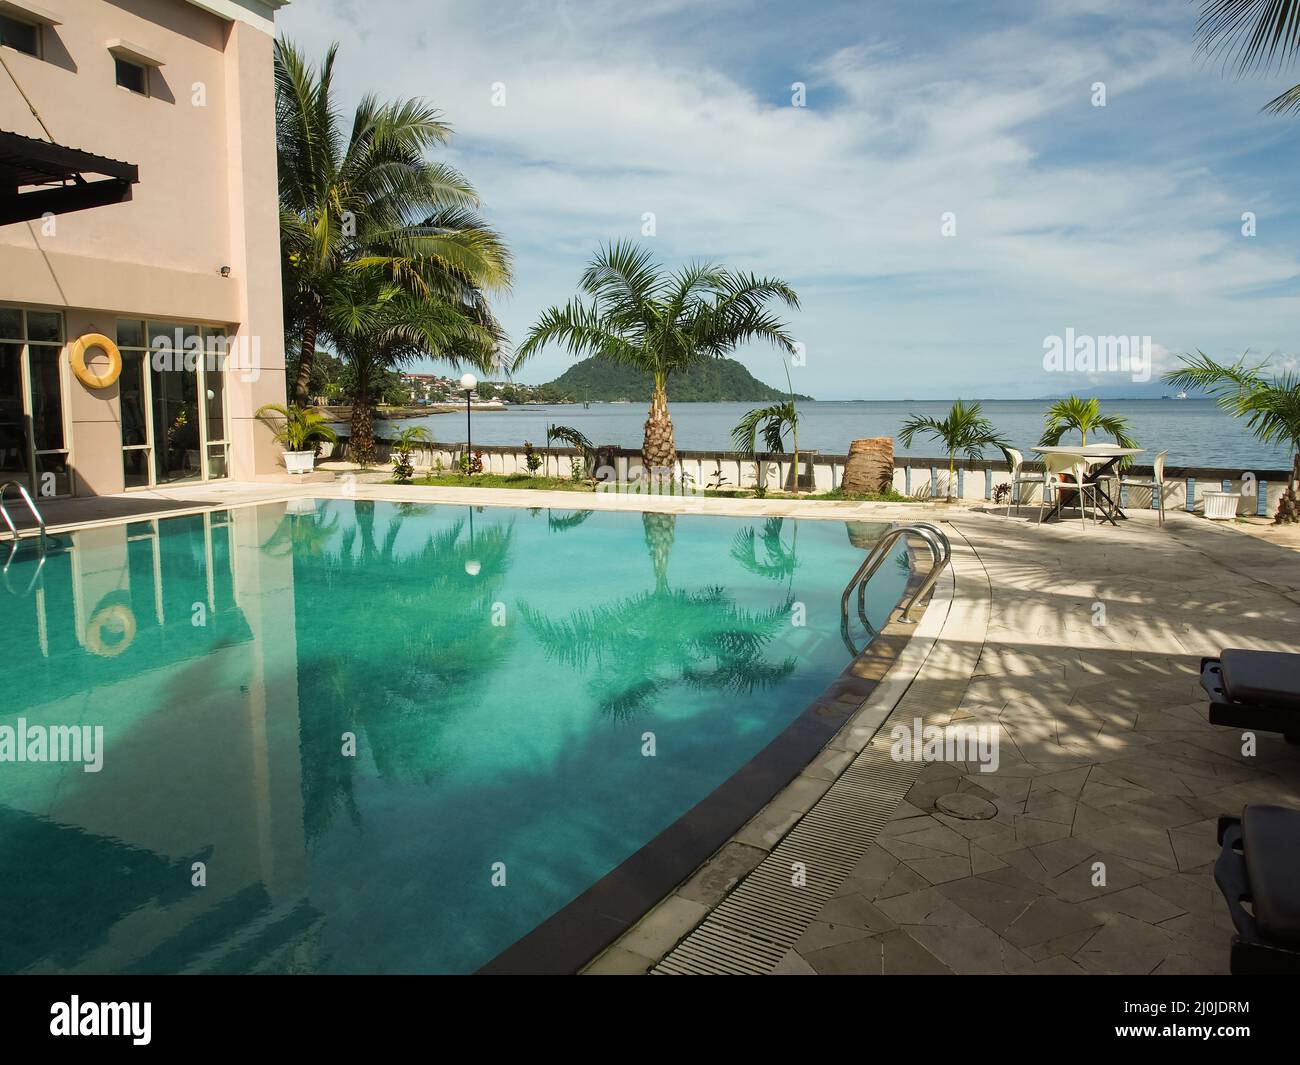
[280,0,1300,399]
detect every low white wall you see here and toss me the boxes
[340,437,1288,517]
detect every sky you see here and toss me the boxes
[279,0,1300,400]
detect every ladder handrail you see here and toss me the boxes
[0,480,47,545]
[841,521,951,628]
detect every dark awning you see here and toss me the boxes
[0,130,138,226]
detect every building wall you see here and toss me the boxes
[0,0,285,493]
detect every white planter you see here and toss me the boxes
[1203,491,1239,520]
[283,451,315,475]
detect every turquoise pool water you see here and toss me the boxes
[0,500,907,974]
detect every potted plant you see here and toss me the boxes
[256,403,338,474]
[391,426,431,483]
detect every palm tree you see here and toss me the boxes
[731,399,799,494]
[1165,352,1300,523]
[514,242,800,471]
[898,400,1009,502]
[276,40,511,407]
[1038,395,1139,455]
[545,423,596,478]
[324,267,496,464]
[1196,0,1300,113]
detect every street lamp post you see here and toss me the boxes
[460,372,477,474]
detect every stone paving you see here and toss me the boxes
[778,508,1300,975]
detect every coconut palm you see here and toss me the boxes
[514,242,799,471]
[276,39,511,406]
[323,267,496,464]
[1196,0,1300,113]
[1165,352,1300,523]
[732,399,800,495]
[1038,396,1140,467]
[545,423,596,478]
[898,400,1009,502]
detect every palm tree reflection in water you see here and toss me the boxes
[520,512,798,722]
[293,501,515,843]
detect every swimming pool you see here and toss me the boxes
[0,500,909,974]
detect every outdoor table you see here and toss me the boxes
[1032,445,1145,526]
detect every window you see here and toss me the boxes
[114,57,147,95]
[0,14,40,58]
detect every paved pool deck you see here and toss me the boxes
[14,480,1300,975]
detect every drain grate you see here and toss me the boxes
[653,746,926,975]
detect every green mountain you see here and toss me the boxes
[536,357,811,403]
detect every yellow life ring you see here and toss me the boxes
[69,333,122,390]
[85,603,136,658]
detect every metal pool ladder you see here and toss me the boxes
[840,520,951,626]
[0,480,47,546]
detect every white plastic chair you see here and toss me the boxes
[1038,454,1099,528]
[1006,447,1045,514]
[1118,450,1168,525]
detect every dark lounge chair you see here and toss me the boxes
[1200,649,1300,742]
[1215,806,1300,974]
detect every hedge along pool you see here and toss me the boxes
[0,500,909,974]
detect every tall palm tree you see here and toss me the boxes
[1196,0,1300,112]
[1165,352,1300,522]
[1039,395,1139,453]
[898,400,1009,502]
[276,40,511,406]
[323,267,496,463]
[514,242,800,471]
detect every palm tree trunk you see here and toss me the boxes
[642,511,675,592]
[1276,449,1300,524]
[947,454,956,502]
[642,373,677,474]
[350,380,375,467]
[293,321,317,408]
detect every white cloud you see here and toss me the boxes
[283,0,1300,396]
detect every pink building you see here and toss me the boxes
[0,0,288,498]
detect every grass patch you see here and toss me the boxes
[402,475,917,503]
[409,472,595,492]
[804,487,918,503]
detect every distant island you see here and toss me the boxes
[537,356,811,403]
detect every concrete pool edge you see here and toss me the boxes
[479,530,957,975]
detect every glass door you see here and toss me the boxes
[116,320,230,488]
[0,305,70,498]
